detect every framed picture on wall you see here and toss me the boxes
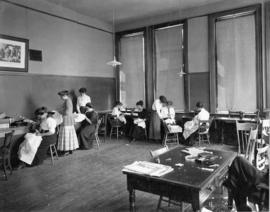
[0,34,29,72]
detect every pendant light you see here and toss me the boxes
[107,9,122,67]
[177,0,186,77]
[177,64,186,77]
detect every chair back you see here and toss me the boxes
[3,130,14,148]
[198,117,213,134]
[150,145,169,159]
[95,118,102,136]
[245,127,258,163]
[108,114,122,127]
[262,119,270,141]
[236,121,257,154]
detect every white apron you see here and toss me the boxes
[18,133,42,165]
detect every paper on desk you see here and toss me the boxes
[181,147,206,156]
[123,161,173,177]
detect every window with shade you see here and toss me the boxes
[119,32,145,107]
[154,24,185,111]
[210,6,262,113]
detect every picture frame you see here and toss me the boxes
[0,34,29,72]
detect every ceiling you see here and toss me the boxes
[45,0,226,24]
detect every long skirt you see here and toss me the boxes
[130,125,146,140]
[32,133,57,166]
[78,124,96,149]
[149,111,161,140]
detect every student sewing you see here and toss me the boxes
[183,101,210,142]
[77,103,98,149]
[18,107,57,167]
[129,100,147,142]
[111,101,127,124]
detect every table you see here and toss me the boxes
[123,146,236,212]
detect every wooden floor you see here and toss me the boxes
[0,138,236,212]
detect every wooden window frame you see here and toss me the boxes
[208,4,262,113]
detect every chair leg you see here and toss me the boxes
[157,195,163,210]
[116,127,119,141]
[2,162,7,180]
[176,133,179,145]
[49,145,54,165]
[164,134,168,146]
[96,135,100,149]
[8,155,12,175]
[110,128,113,140]
[53,145,59,160]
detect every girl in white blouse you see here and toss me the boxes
[18,107,57,168]
[149,96,168,141]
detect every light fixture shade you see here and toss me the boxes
[107,56,122,67]
[177,69,186,77]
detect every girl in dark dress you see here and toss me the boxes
[129,101,148,142]
[77,103,98,149]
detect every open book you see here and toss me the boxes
[123,161,173,177]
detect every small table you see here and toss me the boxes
[123,146,236,212]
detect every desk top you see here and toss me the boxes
[0,126,28,138]
[123,146,236,190]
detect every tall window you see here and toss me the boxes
[154,24,185,110]
[216,14,256,112]
[119,32,145,106]
[209,5,262,113]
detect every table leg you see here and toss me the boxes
[191,193,200,212]
[129,188,135,212]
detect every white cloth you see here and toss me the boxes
[152,99,163,117]
[40,117,57,134]
[77,94,91,110]
[183,108,210,139]
[73,113,86,123]
[18,133,42,165]
[134,118,146,129]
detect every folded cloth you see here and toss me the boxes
[168,125,182,133]
[18,133,42,165]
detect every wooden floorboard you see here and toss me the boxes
[0,138,236,212]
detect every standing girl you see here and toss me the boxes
[57,90,79,155]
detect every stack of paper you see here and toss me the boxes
[123,161,173,177]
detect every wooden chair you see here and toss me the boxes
[150,145,186,211]
[108,115,124,141]
[197,118,213,146]
[245,128,258,164]
[98,113,108,142]
[0,130,14,180]
[236,121,257,154]
[49,143,59,165]
[162,121,181,146]
[261,119,270,143]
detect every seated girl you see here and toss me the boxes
[111,101,127,124]
[77,103,98,149]
[129,100,147,142]
[18,107,57,168]
[183,101,210,142]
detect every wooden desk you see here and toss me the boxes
[123,146,236,212]
[213,117,257,144]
